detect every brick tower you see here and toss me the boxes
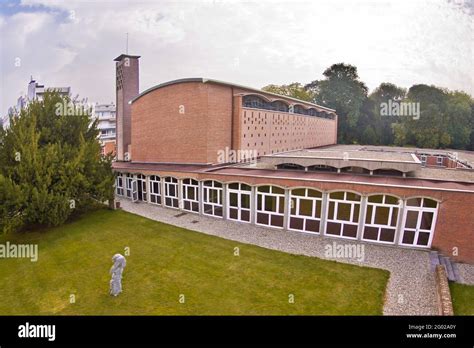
[114,54,140,161]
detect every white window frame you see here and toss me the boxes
[115,173,124,196]
[288,188,322,234]
[437,156,443,166]
[227,183,252,223]
[149,175,161,205]
[325,191,361,240]
[202,180,223,218]
[136,174,147,202]
[399,197,438,248]
[164,177,179,208]
[182,178,199,213]
[420,155,427,166]
[125,173,133,199]
[256,185,285,229]
[362,195,401,244]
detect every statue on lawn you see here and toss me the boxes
[110,253,126,296]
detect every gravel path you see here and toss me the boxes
[116,197,440,315]
[457,263,474,285]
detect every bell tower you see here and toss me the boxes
[114,54,140,161]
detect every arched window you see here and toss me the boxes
[243,95,269,109]
[276,163,305,170]
[149,175,161,205]
[182,179,199,213]
[363,195,401,243]
[256,185,285,228]
[202,180,223,217]
[271,101,289,112]
[227,182,252,223]
[164,177,179,208]
[400,197,438,247]
[136,174,147,202]
[289,188,323,233]
[125,173,133,198]
[326,191,361,239]
[293,105,307,115]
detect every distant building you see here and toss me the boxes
[93,103,116,156]
[2,78,71,128]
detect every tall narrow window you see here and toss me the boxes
[400,197,438,247]
[164,177,179,208]
[182,179,199,213]
[202,180,223,217]
[227,183,252,223]
[115,173,124,196]
[149,175,161,205]
[125,173,133,198]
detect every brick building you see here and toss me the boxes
[112,54,474,264]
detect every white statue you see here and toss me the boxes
[110,253,126,296]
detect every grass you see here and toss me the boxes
[450,283,474,315]
[0,209,389,315]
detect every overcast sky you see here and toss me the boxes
[0,0,473,116]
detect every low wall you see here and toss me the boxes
[434,265,454,316]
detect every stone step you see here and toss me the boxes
[440,256,456,282]
[452,262,461,283]
[429,251,440,271]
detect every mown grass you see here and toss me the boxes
[450,282,474,315]
[0,209,389,315]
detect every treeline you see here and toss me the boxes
[263,63,474,150]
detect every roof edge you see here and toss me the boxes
[129,78,336,112]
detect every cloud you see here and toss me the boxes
[1,0,473,117]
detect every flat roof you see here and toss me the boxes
[268,148,418,163]
[130,78,336,112]
[114,54,141,62]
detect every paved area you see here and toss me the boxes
[117,197,443,315]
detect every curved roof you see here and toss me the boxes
[130,78,336,112]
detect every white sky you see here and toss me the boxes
[0,0,473,116]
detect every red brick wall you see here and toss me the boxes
[102,141,116,156]
[240,108,337,156]
[131,82,228,163]
[131,81,338,164]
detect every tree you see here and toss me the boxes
[0,92,115,233]
[369,83,407,145]
[445,91,472,149]
[392,84,472,149]
[262,82,314,102]
[306,63,368,143]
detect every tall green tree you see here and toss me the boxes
[0,92,115,233]
[368,83,407,145]
[262,82,314,102]
[392,84,472,149]
[306,63,368,143]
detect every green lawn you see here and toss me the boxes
[0,209,389,315]
[450,283,474,315]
